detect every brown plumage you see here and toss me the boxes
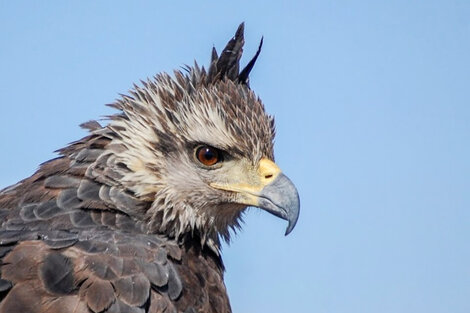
[0,23,299,313]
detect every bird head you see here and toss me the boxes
[98,23,299,249]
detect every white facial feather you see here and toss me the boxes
[90,71,274,250]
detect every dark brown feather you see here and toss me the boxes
[39,252,75,295]
[81,277,115,312]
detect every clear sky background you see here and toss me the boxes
[1,1,469,313]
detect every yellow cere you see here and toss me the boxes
[210,158,282,206]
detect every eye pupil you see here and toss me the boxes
[196,146,220,166]
[202,148,214,160]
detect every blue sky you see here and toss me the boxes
[1,1,469,312]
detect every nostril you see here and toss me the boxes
[265,174,273,179]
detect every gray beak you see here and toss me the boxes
[258,173,300,235]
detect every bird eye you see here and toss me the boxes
[196,146,221,166]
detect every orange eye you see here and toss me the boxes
[196,146,220,166]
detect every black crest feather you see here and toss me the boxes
[238,36,263,85]
[208,23,262,85]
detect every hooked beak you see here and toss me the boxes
[211,158,300,235]
[257,172,300,235]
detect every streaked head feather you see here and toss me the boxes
[65,24,275,250]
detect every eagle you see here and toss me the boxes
[0,23,299,313]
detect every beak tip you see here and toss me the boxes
[285,227,293,236]
[284,198,300,236]
[285,217,298,235]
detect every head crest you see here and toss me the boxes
[207,23,263,86]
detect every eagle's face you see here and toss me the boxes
[96,26,299,249]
